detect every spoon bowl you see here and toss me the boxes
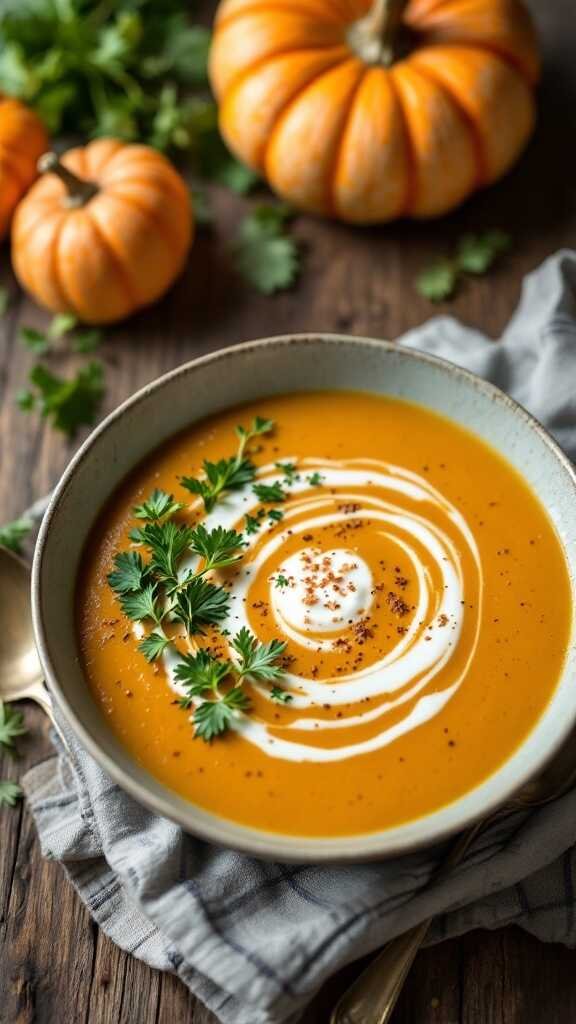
[0,546,52,716]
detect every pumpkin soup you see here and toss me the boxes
[78,391,572,837]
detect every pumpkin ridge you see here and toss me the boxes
[326,66,369,219]
[385,70,418,217]
[217,42,349,100]
[53,214,83,315]
[261,56,360,184]
[104,188,184,255]
[84,209,142,306]
[407,57,487,187]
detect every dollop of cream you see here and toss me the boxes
[271,547,373,634]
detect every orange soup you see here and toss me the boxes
[78,392,572,837]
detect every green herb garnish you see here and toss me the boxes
[253,481,286,504]
[232,204,300,295]
[270,686,293,704]
[19,361,105,437]
[0,781,23,808]
[108,420,288,742]
[306,472,324,487]
[416,230,512,302]
[0,516,33,555]
[181,416,274,512]
[0,701,27,757]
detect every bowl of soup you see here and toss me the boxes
[32,334,576,860]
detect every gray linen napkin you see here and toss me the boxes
[22,250,576,1024]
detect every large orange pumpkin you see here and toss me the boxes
[209,0,540,223]
[0,96,48,241]
[12,138,193,324]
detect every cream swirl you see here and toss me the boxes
[165,457,483,764]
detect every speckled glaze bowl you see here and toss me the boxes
[32,335,576,862]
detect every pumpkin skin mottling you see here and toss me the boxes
[0,95,48,240]
[11,138,194,325]
[209,0,540,223]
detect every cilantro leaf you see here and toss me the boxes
[171,577,230,633]
[0,701,27,756]
[189,524,245,571]
[174,649,230,704]
[133,489,184,522]
[120,583,162,624]
[232,627,286,682]
[0,780,23,808]
[107,551,147,595]
[0,516,33,555]
[456,230,512,275]
[415,259,458,303]
[138,631,170,662]
[24,361,105,437]
[232,204,300,295]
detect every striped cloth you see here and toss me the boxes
[23,251,576,1023]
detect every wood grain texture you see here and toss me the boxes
[1,1,576,1021]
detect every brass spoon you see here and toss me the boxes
[0,546,56,722]
[331,730,576,1024]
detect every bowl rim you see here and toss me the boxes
[31,332,576,862]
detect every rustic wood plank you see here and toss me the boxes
[1,0,576,1021]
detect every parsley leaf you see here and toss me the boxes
[48,313,78,340]
[275,574,289,589]
[306,472,324,487]
[0,516,33,555]
[456,230,512,275]
[174,649,230,704]
[252,481,286,504]
[416,230,512,302]
[134,520,194,586]
[181,457,255,512]
[189,524,245,571]
[107,551,148,595]
[171,577,230,633]
[0,701,27,756]
[120,583,162,624]
[71,328,102,354]
[0,780,23,808]
[232,204,300,294]
[193,699,232,741]
[133,489,184,522]
[245,512,265,535]
[138,631,170,662]
[270,686,293,704]
[23,361,105,437]
[181,416,274,512]
[232,627,286,682]
[20,326,49,354]
[415,258,458,303]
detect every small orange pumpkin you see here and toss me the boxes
[12,138,194,324]
[0,95,48,241]
[209,0,539,223]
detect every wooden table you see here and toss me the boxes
[1,1,576,1019]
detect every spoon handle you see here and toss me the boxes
[330,821,487,1024]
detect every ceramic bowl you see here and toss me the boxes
[32,334,576,861]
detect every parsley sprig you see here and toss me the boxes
[181,416,274,512]
[108,416,289,742]
[0,701,28,810]
[174,627,287,740]
[416,230,512,303]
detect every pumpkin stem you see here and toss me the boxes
[348,0,409,66]
[38,152,100,208]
